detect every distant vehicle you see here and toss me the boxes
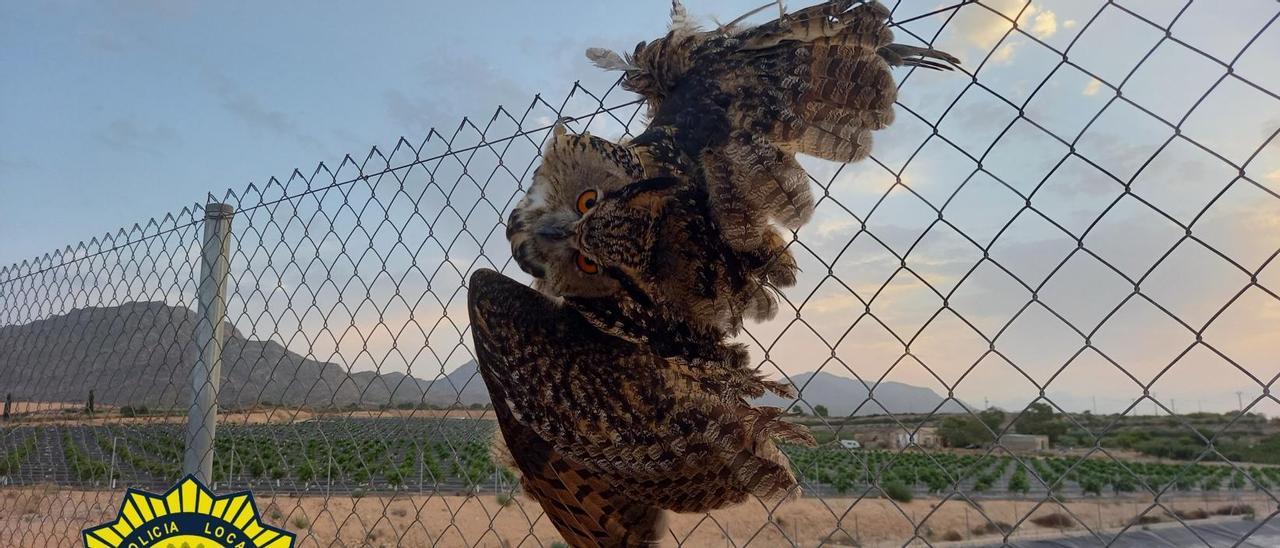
[839,439,861,450]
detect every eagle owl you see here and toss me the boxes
[477,1,958,545]
[508,0,958,372]
[469,269,813,545]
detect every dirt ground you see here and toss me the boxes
[2,485,1272,547]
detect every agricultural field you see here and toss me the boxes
[3,418,1278,500]
[785,445,1280,499]
[0,418,512,495]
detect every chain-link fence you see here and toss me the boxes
[3,0,1280,546]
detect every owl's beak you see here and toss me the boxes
[535,225,571,240]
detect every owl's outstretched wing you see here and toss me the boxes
[468,269,807,515]
[599,0,957,247]
[493,391,666,547]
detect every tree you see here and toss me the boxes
[86,390,95,415]
[939,416,986,448]
[814,405,829,418]
[3,393,10,421]
[939,408,1005,448]
[1015,403,1067,442]
[979,408,1006,430]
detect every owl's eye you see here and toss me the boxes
[575,252,599,274]
[576,189,598,214]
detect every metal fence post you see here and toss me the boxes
[184,202,234,483]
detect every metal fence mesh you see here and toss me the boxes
[3,0,1280,546]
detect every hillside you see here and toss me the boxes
[755,370,966,417]
[0,302,486,409]
[0,302,962,415]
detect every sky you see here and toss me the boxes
[2,0,1279,419]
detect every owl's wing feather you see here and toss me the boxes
[491,385,666,548]
[468,269,807,513]
[611,0,957,242]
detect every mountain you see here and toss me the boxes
[0,301,487,409]
[0,302,963,415]
[755,370,967,417]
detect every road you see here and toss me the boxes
[973,519,1280,547]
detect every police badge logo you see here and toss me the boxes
[82,475,295,548]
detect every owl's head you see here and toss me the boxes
[508,124,797,339]
[507,123,652,299]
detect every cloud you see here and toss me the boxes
[946,3,1058,65]
[991,41,1021,64]
[1026,8,1059,39]
[1083,78,1104,96]
[815,217,859,239]
[205,70,323,151]
[383,49,533,135]
[95,119,180,156]
[804,292,862,315]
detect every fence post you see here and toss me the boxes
[184,202,234,483]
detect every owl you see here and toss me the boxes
[509,0,958,382]
[469,269,814,546]
[509,124,796,393]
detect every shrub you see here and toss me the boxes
[971,521,1011,536]
[1029,513,1075,528]
[1173,508,1209,520]
[940,530,964,541]
[883,480,913,503]
[496,493,513,507]
[1081,477,1103,496]
[1112,476,1136,494]
[1008,469,1030,495]
[291,513,310,530]
[1214,504,1255,516]
[1134,515,1164,525]
[832,475,853,494]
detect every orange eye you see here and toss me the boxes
[575,252,599,274]
[576,189,598,214]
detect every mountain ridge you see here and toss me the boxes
[0,302,960,415]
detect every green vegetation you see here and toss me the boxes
[0,436,36,475]
[1013,403,1067,442]
[882,480,912,502]
[782,444,1280,497]
[6,413,1278,501]
[938,408,1004,448]
[72,419,517,490]
[63,431,109,481]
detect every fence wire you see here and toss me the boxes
[3,0,1280,546]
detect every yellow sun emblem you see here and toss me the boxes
[82,475,295,548]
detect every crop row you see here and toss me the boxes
[0,436,36,475]
[783,445,1280,496]
[8,423,1279,498]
